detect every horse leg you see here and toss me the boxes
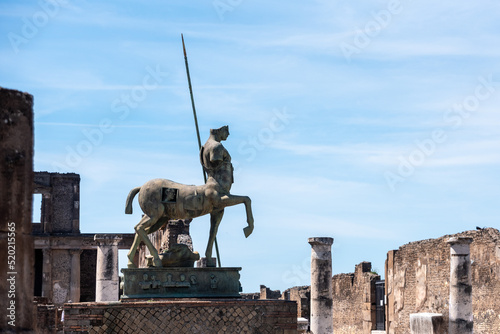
[134,214,162,267]
[127,233,141,268]
[219,194,254,237]
[206,209,224,259]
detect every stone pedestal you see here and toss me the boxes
[410,313,445,334]
[121,267,241,299]
[308,237,334,334]
[447,237,473,334]
[95,235,122,302]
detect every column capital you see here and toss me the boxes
[94,234,123,246]
[69,249,83,255]
[447,237,473,246]
[308,237,333,246]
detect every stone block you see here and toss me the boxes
[410,313,446,334]
[297,317,308,333]
[196,257,217,267]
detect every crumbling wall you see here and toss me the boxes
[277,262,378,333]
[385,228,500,334]
[64,299,298,334]
[332,262,379,334]
[34,172,80,234]
[0,87,35,332]
[138,219,193,267]
[35,299,62,334]
[260,285,282,299]
[282,285,310,319]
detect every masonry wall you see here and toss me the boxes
[276,262,378,333]
[138,219,193,267]
[385,228,500,334]
[35,301,63,334]
[332,262,379,334]
[33,171,80,234]
[0,87,35,332]
[261,285,282,299]
[63,300,298,334]
[282,286,310,320]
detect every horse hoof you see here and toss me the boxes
[243,226,253,238]
[127,261,137,269]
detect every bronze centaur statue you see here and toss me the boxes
[125,126,254,268]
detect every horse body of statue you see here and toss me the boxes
[126,126,253,268]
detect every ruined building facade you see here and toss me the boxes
[258,228,499,334]
[385,228,500,334]
[32,171,134,305]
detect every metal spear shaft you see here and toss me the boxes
[182,34,222,268]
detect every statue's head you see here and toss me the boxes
[210,125,229,141]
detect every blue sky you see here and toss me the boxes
[2,0,499,293]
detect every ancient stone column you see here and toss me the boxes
[42,248,53,300]
[447,237,473,334]
[69,249,82,302]
[308,237,334,334]
[95,234,122,301]
[0,88,35,332]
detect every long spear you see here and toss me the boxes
[182,34,222,268]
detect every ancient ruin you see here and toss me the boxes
[308,237,334,334]
[255,228,499,334]
[0,87,35,332]
[1,86,499,334]
[32,172,134,305]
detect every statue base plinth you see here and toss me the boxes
[121,267,241,299]
[196,257,217,268]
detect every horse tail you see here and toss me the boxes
[125,187,141,214]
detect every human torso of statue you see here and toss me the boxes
[200,139,234,192]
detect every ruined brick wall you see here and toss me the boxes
[241,292,260,300]
[137,219,193,267]
[332,262,379,334]
[282,286,310,319]
[277,263,378,333]
[63,300,298,334]
[34,172,80,234]
[35,302,63,334]
[261,285,282,299]
[385,228,500,334]
[0,87,35,332]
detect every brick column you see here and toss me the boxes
[0,88,35,332]
[308,237,334,334]
[95,235,122,301]
[447,237,473,334]
[69,249,82,302]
